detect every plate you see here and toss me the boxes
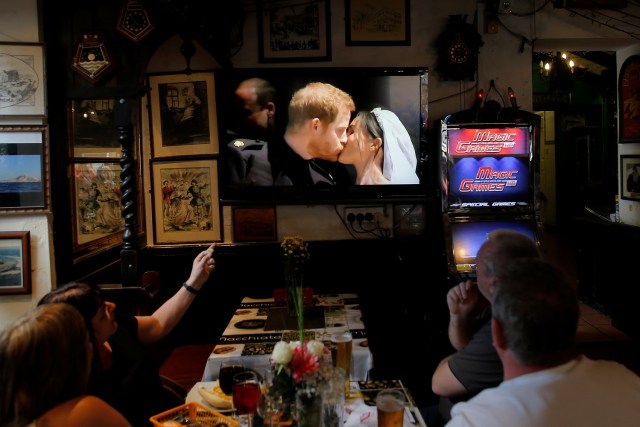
[186,381,233,413]
[233,319,266,329]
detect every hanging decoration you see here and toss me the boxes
[71,33,116,84]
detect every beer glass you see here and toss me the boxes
[376,389,405,427]
[330,330,352,397]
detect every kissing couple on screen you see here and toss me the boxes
[284,82,419,186]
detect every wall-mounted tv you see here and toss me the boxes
[214,67,429,204]
[440,123,535,214]
[444,215,540,277]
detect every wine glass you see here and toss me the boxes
[218,358,245,396]
[257,369,285,426]
[232,370,261,427]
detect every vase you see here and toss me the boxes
[285,273,303,319]
[295,382,323,427]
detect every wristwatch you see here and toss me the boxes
[116,0,154,43]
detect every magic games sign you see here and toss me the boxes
[448,156,531,210]
[447,127,530,157]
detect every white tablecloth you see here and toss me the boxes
[202,293,373,383]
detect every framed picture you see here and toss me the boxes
[152,159,221,244]
[68,99,123,158]
[0,43,46,117]
[233,207,277,242]
[0,231,31,295]
[619,55,640,142]
[258,0,331,63]
[148,72,219,158]
[621,155,640,201]
[71,162,126,250]
[0,125,50,213]
[345,0,410,46]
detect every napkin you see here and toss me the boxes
[344,402,416,427]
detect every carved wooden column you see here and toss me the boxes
[115,98,138,286]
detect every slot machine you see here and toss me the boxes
[438,104,542,281]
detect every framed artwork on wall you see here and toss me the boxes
[71,162,126,252]
[621,155,640,201]
[151,159,221,244]
[0,125,50,213]
[619,55,640,142]
[0,42,46,117]
[68,99,122,158]
[258,0,331,63]
[345,0,410,46]
[148,72,219,158]
[0,231,31,296]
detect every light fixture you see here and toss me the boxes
[538,51,576,79]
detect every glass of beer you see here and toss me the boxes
[375,389,405,427]
[330,330,352,397]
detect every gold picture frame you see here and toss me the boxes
[148,72,219,158]
[345,0,410,46]
[152,159,221,244]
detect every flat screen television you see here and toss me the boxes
[444,215,540,277]
[214,67,429,204]
[440,123,535,214]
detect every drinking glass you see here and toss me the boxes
[330,330,352,397]
[232,370,261,427]
[219,358,244,396]
[257,369,285,426]
[376,389,405,427]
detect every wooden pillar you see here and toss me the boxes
[115,98,138,286]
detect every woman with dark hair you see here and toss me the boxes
[0,303,131,427]
[38,244,216,427]
[339,108,419,185]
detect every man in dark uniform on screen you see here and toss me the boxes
[226,77,285,186]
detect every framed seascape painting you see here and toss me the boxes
[68,99,122,158]
[71,162,126,251]
[621,155,640,201]
[0,125,50,213]
[258,0,331,63]
[0,231,31,295]
[148,72,219,158]
[152,159,221,244]
[0,43,46,117]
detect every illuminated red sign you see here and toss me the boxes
[447,127,529,156]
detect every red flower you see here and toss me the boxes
[290,344,319,383]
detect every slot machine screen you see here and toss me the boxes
[448,217,539,276]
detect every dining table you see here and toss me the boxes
[201,293,373,383]
[186,378,428,426]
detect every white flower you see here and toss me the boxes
[306,340,325,357]
[271,340,294,365]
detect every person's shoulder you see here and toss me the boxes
[49,396,131,427]
[227,138,267,152]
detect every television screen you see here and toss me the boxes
[440,123,534,213]
[446,216,539,276]
[214,67,429,203]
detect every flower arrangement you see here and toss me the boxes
[281,235,310,341]
[269,340,331,425]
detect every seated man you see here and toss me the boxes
[430,230,540,425]
[446,258,640,426]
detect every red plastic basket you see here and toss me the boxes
[149,402,238,427]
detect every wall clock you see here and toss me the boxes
[116,0,154,43]
[436,15,483,81]
[71,33,116,84]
